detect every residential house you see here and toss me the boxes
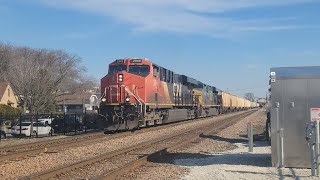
[0,82,18,108]
[56,91,100,114]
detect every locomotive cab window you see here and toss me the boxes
[129,65,150,77]
[167,70,171,83]
[160,68,167,81]
[171,72,174,83]
[153,65,160,77]
[108,65,127,74]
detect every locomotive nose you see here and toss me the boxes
[102,72,130,104]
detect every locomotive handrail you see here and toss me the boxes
[123,86,144,103]
[97,89,107,105]
[122,85,146,116]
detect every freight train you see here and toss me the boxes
[99,58,257,132]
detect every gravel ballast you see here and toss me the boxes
[122,109,318,180]
[176,109,318,180]
[0,135,68,148]
[0,111,247,179]
[119,110,258,180]
[178,141,318,180]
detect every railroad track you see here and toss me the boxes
[0,131,109,162]
[0,110,251,163]
[26,110,256,180]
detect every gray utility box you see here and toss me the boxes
[270,66,320,168]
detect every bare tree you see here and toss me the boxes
[1,43,88,113]
[244,92,255,102]
[1,42,99,113]
[55,75,99,104]
[0,43,12,81]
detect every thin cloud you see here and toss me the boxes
[176,0,314,13]
[36,0,315,37]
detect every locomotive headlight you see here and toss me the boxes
[101,98,107,102]
[125,96,130,103]
[118,74,123,82]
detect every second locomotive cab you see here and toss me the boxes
[99,58,223,132]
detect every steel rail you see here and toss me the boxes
[27,110,256,180]
[99,111,256,180]
[0,110,250,163]
[0,132,106,162]
[0,132,104,153]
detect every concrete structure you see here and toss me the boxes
[0,82,18,108]
[270,66,320,168]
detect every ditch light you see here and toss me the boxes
[125,95,130,103]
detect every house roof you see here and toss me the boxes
[0,82,9,101]
[55,92,100,105]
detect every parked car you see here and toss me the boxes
[51,115,84,133]
[0,130,6,139]
[38,115,61,125]
[11,122,52,137]
[0,120,12,139]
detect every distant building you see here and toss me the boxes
[55,91,100,114]
[0,82,18,108]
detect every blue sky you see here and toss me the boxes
[1,0,319,98]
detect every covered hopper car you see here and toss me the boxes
[218,91,252,112]
[251,102,260,108]
[99,58,255,132]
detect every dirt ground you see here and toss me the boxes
[120,109,269,180]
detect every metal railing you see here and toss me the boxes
[0,111,105,141]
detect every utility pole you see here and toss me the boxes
[63,92,65,113]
